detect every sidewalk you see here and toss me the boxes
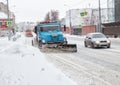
[0,34,78,85]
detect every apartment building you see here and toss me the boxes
[0,2,15,29]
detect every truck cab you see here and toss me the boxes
[36,22,67,46]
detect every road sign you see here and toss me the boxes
[80,12,84,16]
[80,11,88,17]
[8,21,12,27]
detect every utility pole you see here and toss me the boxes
[98,0,102,32]
[7,0,11,40]
[64,4,73,34]
[69,10,72,34]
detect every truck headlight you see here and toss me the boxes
[42,39,45,43]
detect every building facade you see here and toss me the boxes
[114,0,120,21]
[62,0,120,35]
[102,0,120,37]
[64,8,110,34]
[107,0,115,22]
[0,2,15,30]
[0,2,7,14]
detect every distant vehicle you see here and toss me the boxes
[25,29,33,37]
[84,32,111,48]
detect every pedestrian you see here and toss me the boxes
[12,28,15,35]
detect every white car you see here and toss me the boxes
[84,32,111,48]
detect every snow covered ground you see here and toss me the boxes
[0,33,77,85]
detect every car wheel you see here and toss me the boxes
[107,44,110,48]
[32,40,34,46]
[84,42,87,47]
[91,43,94,48]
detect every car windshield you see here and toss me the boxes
[40,26,59,32]
[92,34,106,38]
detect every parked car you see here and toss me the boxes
[84,32,111,48]
[25,29,33,37]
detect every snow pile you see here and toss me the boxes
[0,34,77,85]
[109,38,120,45]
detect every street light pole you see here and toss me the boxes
[69,10,72,34]
[98,0,102,32]
[6,0,11,40]
[64,4,73,34]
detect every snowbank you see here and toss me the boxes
[0,33,77,85]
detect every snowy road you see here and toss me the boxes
[0,31,119,85]
[43,35,120,85]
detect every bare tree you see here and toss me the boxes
[44,10,59,22]
[44,12,50,22]
[50,10,59,22]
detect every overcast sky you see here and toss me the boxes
[1,0,107,23]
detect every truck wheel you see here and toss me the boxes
[84,42,87,47]
[63,37,67,44]
[39,40,42,47]
[36,36,38,42]
[64,41,67,44]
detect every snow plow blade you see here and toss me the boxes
[59,44,77,52]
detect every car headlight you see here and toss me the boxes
[95,40,100,44]
[107,40,110,43]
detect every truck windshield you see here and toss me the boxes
[40,26,59,32]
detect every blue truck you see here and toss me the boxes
[34,21,77,52]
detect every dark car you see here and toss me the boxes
[84,32,111,48]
